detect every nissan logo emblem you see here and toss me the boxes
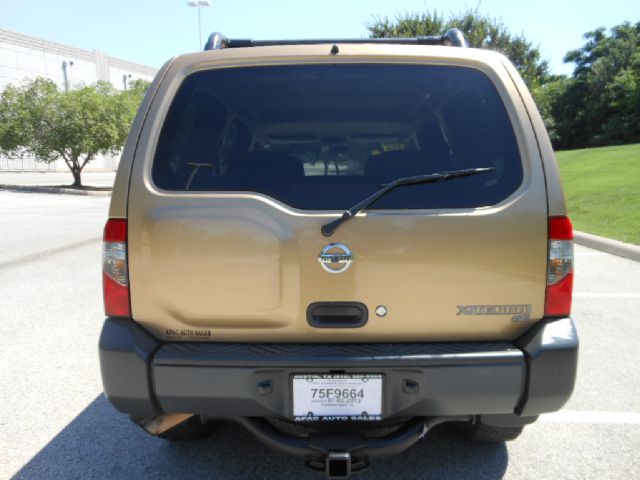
[318,243,353,274]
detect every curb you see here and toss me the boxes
[574,231,640,262]
[0,184,112,197]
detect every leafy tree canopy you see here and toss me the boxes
[0,78,149,186]
[549,22,640,149]
[367,8,550,88]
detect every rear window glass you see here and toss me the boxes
[152,64,522,210]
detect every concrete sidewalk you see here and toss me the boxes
[0,171,116,196]
[0,171,116,188]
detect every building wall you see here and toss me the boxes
[0,28,158,171]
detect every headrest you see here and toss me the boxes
[232,151,304,178]
[365,150,428,182]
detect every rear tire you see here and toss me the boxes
[461,422,524,443]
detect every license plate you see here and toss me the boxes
[292,373,383,421]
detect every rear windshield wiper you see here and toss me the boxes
[321,167,494,237]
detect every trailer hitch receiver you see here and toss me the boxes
[326,452,351,479]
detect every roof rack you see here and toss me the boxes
[204,28,467,51]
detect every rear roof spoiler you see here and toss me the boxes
[204,28,468,51]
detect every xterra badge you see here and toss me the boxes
[456,304,532,322]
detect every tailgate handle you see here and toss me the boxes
[307,302,368,328]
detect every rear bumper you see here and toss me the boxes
[99,317,578,421]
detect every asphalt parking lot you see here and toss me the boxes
[1,190,639,480]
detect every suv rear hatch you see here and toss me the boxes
[126,57,549,342]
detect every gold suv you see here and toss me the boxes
[99,29,578,479]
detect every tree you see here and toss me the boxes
[0,78,149,186]
[367,8,550,88]
[550,22,640,149]
[531,76,571,146]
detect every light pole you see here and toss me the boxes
[187,0,211,51]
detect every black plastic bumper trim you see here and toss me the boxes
[152,340,524,417]
[99,316,578,420]
[514,316,579,415]
[99,317,161,417]
[154,340,520,367]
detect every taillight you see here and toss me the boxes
[545,216,573,317]
[103,219,130,317]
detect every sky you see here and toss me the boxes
[1,0,638,75]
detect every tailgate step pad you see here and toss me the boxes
[154,341,521,367]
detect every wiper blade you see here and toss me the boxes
[321,167,494,237]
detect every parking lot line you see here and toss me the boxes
[575,251,609,257]
[540,411,640,425]
[573,293,640,298]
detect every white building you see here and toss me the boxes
[0,28,158,171]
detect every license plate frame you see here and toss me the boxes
[291,373,384,422]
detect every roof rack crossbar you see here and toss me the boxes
[204,28,467,51]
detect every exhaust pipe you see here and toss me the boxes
[140,413,194,435]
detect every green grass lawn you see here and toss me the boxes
[556,143,640,245]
